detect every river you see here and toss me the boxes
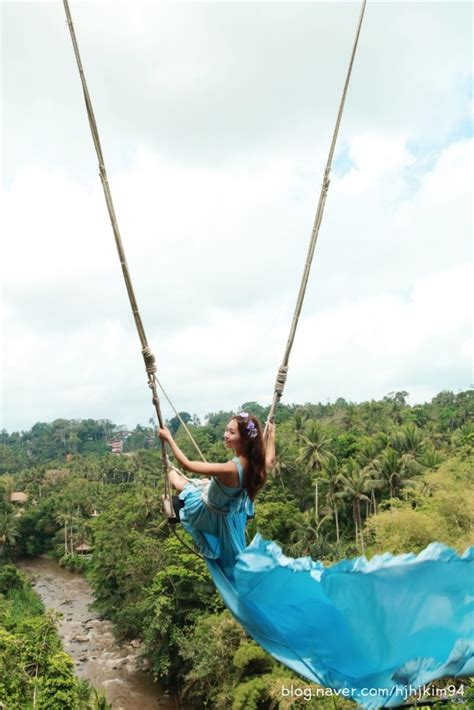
[17,557,181,710]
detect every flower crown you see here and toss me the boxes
[238,412,258,439]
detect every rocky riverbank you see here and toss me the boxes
[17,557,176,710]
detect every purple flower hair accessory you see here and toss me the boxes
[246,420,258,439]
[238,412,258,439]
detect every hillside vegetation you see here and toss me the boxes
[1,389,473,708]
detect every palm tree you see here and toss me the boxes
[1,474,15,503]
[318,454,342,544]
[337,460,381,555]
[69,508,86,554]
[271,440,296,490]
[376,448,402,499]
[293,410,308,442]
[297,422,331,472]
[340,403,358,431]
[0,512,20,557]
[357,437,382,467]
[356,438,383,514]
[55,511,72,555]
[376,447,420,499]
[297,422,331,532]
[78,456,102,482]
[392,425,425,464]
[290,509,319,556]
[420,446,444,470]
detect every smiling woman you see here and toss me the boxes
[158,413,275,575]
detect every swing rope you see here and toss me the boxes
[266,0,367,430]
[63,1,206,470]
[63,0,366,521]
[63,0,192,523]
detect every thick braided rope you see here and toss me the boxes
[266,0,367,432]
[63,1,204,517]
[64,3,205,469]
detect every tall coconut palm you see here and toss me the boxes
[55,511,72,555]
[297,422,331,472]
[356,437,384,468]
[68,508,85,554]
[392,425,425,465]
[375,448,401,499]
[318,454,342,544]
[293,410,309,443]
[356,438,384,514]
[376,447,420,499]
[337,460,381,554]
[297,422,331,531]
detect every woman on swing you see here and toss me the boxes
[158,413,276,574]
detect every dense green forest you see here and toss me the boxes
[0,563,110,708]
[1,390,473,708]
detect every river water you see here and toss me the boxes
[17,557,180,710]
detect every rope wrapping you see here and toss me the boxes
[142,346,157,375]
[274,365,289,397]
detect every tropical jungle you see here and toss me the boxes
[1,389,473,709]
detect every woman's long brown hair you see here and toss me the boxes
[233,414,266,501]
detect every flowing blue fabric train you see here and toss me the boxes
[206,535,473,709]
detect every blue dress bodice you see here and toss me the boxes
[178,456,253,574]
[203,457,254,516]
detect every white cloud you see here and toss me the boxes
[1,2,472,431]
[339,134,414,196]
[288,262,472,405]
[2,134,472,429]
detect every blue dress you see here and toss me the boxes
[179,456,254,577]
[212,538,473,709]
[178,467,473,708]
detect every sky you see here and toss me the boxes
[1,1,473,433]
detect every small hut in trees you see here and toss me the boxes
[10,492,28,504]
[74,543,92,555]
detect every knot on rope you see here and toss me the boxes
[274,365,289,396]
[142,346,157,375]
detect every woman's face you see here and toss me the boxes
[224,418,241,449]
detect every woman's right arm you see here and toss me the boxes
[158,427,238,478]
[265,422,276,470]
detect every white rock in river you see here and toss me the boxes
[72,634,89,643]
